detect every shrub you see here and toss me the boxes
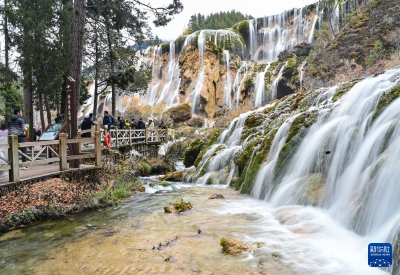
[140,162,152,176]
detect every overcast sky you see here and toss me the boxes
[150,0,317,41]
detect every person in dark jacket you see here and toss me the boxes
[130,119,137,129]
[81,113,96,138]
[103,111,113,131]
[8,108,28,169]
[136,118,146,129]
[118,117,125,129]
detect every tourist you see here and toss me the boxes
[0,124,8,179]
[117,116,125,130]
[0,124,7,137]
[130,119,137,129]
[103,111,113,131]
[81,113,96,138]
[159,121,167,129]
[148,119,155,141]
[55,113,64,124]
[136,118,146,129]
[8,108,28,169]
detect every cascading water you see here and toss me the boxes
[223,50,233,109]
[190,69,400,274]
[308,5,319,43]
[192,106,269,186]
[232,62,248,110]
[271,62,287,99]
[254,63,271,107]
[251,113,301,199]
[191,31,206,114]
[248,19,258,60]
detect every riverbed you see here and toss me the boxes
[0,181,389,275]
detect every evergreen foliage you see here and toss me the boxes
[188,10,253,34]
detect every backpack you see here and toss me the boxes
[110,116,118,125]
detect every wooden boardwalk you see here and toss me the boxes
[0,126,168,188]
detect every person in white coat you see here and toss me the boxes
[0,123,9,179]
[148,119,155,141]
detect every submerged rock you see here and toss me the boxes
[209,193,225,199]
[220,238,250,255]
[164,207,172,213]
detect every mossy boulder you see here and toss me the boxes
[144,158,175,175]
[183,138,206,167]
[373,84,400,120]
[149,182,171,187]
[244,113,265,128]
[159,170,184,182]
[169,198,193,213]
[332,80,359,101]
[162,104,192,123]
[185,117,204,127]
[220,238,250,255]
[140,162,151,176]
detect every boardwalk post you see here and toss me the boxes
[115,128,119,147]
[129,127,132,146]
[59,133,67,171]
[8,135,19,182]
[94,125,101,167]
[145,128,148,144]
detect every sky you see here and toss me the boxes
[150,0,317,41]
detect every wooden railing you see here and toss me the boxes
[0,125,168,183]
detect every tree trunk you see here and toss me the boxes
[70,0,87,108]
[4,0,9,69]
[61,0,73,116]
[93,19,99,117]
[44,94,52,125]
[38,92,46,133]
[106,23,116,116]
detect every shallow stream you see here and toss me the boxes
[0,179,390,275]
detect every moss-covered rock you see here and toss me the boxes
[373,84,400,119]
[332,80,359,101]
[183,138,206,167]
[159,170,184,182]
[144,158,175,175]
[220,238,250,255]
[140,162,151,176]
[239,129,278,193]
[149,182,171,187]
[170,198,193,213]
[244,112,265,128]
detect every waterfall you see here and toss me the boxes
[193,105,271,186]
[223,50,233,109]
[271,62,287,99]
[191,31,206,114]
[308,5,319,43]
[299,60,307,88]
[248,19,258,60]
[262,69,400,242]
[251,113,301,199]
[254,63,271,107]
[232,62,249,110]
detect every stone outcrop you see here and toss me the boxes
[294,42,313,57]
[162,104,192,123]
